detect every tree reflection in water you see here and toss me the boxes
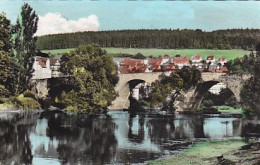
[41,112,118,164]
[0,113,36,165]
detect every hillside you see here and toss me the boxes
[37,29,260,50]
[42,48,250,60]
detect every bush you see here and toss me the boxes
[201,107,220,114]
[23,90,36,99]
[0,85,10,98]
[12,94,40,110]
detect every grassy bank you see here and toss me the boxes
[42,48,250,60]
[148,139,246,165]
[0,94,40,110]
[214,105,243,114]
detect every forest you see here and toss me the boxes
[36,29,260,50]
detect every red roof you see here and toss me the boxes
[161,63,176,71]
[50,59,59,66]
[172,56,189,64]
[121,58,143,66]
[206,55,215,60]
[193,54,202,60]
[148,58,162,65]
[219,57,227,62]
[120,58,147,74]
[35,57,47,68]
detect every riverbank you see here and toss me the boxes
[148,139,260,165]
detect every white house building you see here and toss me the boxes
[31,56,61,80]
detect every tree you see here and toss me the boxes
[0,13,18,97]
[56,45,118,113]
[13,3,38,93]
[240,44,260,117]
[149,66,201,111]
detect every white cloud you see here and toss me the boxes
[35,13,99,36]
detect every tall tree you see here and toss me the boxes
[13,3,38,93]
[0,13,18,97]
[55,45,118,113]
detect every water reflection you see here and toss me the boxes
[0,111,259,164]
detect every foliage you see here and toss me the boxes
[54,45,118,113]
[149,66,201,111]
[13,94,40,110]
[226,52,256,74]
[0,13,18,96]
[13,3,39,93]
[240,45,260,117]
[37,29,259,50]
[200,88,241,109]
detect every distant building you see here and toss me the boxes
[206,55,216,65]
[32,56,61,79]
[218,56,227,66]
[191,54,203,69]
[119,58,149,74]
[172,56,190,69]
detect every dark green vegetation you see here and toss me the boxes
[0,5,42,110]
[37,29,259,50]
[146,67,201,111]
[240,47,260,117]
[226,52,256,74]
[200,88,241,114]
[49,45,118,113]
[0,13,18,97]
[13,3,39,93]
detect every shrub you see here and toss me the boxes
[23,90,36,99]
[12,94,40,110]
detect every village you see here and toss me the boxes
[31,54,228,80]
[116,54,228,74]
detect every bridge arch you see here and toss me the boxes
[175,73,251,111]
[109,72,162,110]
[188,80,239,111]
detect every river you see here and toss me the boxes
[0,111,259,165]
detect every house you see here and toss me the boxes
[191,54,202,63]
[218,56,227,66]
[191,54,204,69]
[206,55,216,65]
[148,58,163,72]
[31,56,61,79]
[172,56,190,69]
[119,58,149,74]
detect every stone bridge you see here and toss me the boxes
[108,72,251,111]
[109,72,162,110]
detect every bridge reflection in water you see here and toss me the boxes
[0,111,258,164]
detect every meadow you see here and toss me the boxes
[42,48,250,60]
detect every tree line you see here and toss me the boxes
[36,29,260,50]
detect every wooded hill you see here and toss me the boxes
[36,29,260,50]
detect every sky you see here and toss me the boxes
[1,0,260,36]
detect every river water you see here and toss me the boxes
[0,111,259,165]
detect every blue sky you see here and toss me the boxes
[1,1,260,35]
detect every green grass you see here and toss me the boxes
[104,48,250,60]
[0,103,15,109]
[214,106,243,114]
[148,139,245,165]
[42,48,250,60]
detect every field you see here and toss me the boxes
[42,48,250,60]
